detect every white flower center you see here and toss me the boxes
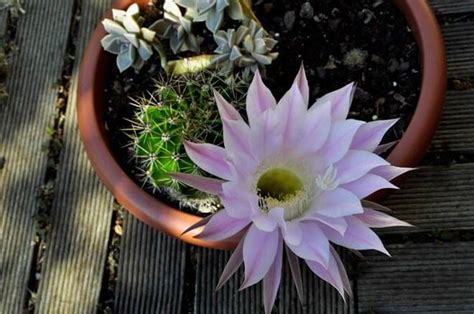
[315,165,339,191]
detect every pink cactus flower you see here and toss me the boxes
[171,66,412,313]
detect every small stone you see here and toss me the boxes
[114,224,123,236]
[283,11,296,30]
[342,49,368,69]
[300,2,314,19]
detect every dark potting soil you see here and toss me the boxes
[104,0,420,213]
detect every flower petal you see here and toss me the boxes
[216,237,245,290]
[214,89,244,121]
[315,120,364,166]
[294,64,309,105]
[313,82,355,121]
[300,100,332,154]
[370,165,414,181]
[169,172,224,195]
[222,118,256,163]
[196,210,250,241]
[275,83,307,147]
[252,207,285,232]
[351,119,398,152]
[183,141,232,180]
[246,70,277,128]
[356,208,413,228]
[282,220,303,246]
[249,108,283,161]
[322,217,390,255]
[262,238,283,314]
[221,181,258,219]
[301,214,347,236]
[241,225,280,289]
[287,222,330,267]
[310,188,363,218]
[330,246,353,298]
[285,246,305,304]
[335,150,389,184]
[306,253,345,299]
[340,173,398,199]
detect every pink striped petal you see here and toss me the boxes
[262,237,283,314]
[196,210,250,241]
[351,119,398,152]
[313,82,355,121]
[275,83,307,147]
[306,253,345,299]
[294,64,309,105]
[356,208,413,228]
[315,120,364,165]
[249,108,282,161]
[246,70,276,127]
[301,214,347,236]
[322,217,390,255]
[169,172,224,195]
[310,188,363,218]
[241,225,280,289]
[183,141,232,180]
[340,173,398,199]
[330,246,353,298]
[335,150,389,184]
[216,237,245,290]
[221,181,258,219]
[181,213,214,235]
[287,222,330,267]
[300,100,332,154]
[370,165,414,181]
[285,246,305,304]
[222,118,255,162]
[214,89,243,121]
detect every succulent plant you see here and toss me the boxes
[175,0,245,33]
[212,19,278,76]
[150,0,202,54]
[101,3,165,72]
[126,72,248,207]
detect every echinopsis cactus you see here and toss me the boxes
[151,0,202,54]
[101,3,166,72]
[212,19,278,76]
[125,72,248,211]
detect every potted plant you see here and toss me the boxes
[77,1,445,312]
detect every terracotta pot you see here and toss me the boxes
[77,0,446,250]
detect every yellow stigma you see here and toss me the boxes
[257,168,303,202]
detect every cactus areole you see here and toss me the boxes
[78,0,446,249]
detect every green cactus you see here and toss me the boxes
[126,72,248,210]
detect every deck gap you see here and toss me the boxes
[380,229,474,246]
[422,151,474,166]
[97,202,124,313]
[22,0,82,311]
[181,245,197,314]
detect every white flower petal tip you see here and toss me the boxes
[213,89,243,121]
[294,63,309,105]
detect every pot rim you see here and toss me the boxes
[77,0,446,250]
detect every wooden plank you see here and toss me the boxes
[194,247,354,314]
[431,90,474,153]
[194,248,263,314]
[0,0,75,312]
[357,241,474,313]
[382,163,474,233]
[278,249,355,314]
[429,0,474,15]
[34,0,115,312]
[442,22,474,78]
[114,214,186,313]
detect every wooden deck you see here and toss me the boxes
[0,0,473,313]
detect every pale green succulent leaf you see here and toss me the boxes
[117,49,134,72]
[132,56,145,71]
[205,8,224,33]
[170,35,183,54]
[174,0,196,9]
[123,15,141,33]
[124,32,139,48]
[126,3,140,18]
[229,46,243,61]
[101,34,122,54]
[164,0,183,19]
[179,16,192,33]
[252,53,273,65]
[254,38,268,54]
[112,9,126,23]
[102,19,127,36]
[235,25,248,43]
[216,0,230,12]
[264,38,278,50]
[141,27,156,42]
[150,19,174,38]
[197,0,216,14]
[227,0,244,20]
[242,35,254,52]
[138,39,153,60]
